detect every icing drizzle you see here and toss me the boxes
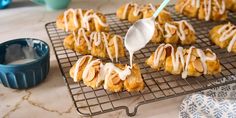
[152,44,217,78]
[179,0,226,21]
[63,8,108,31]
[73,56,132,88]
[163,20,195,41]
[101,63,131,89]
[122,3,169,18]
[72,28,122,61]
[217,23,236,52]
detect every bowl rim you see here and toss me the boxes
[0,38,50,68]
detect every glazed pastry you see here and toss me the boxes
[210,23,236,53]
[175,0,227,21]
[116,3,172,24]
[64,28,125,61]
[70,55,104,88]
[226,0,236,12]
[101,63,128,92]
[102,63,144,92]
[124,64,144,92]
[146,44,221,78]
[151,20,196,45]
[70,55,144,92]
[56,8,109,32]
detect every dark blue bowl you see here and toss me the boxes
[0,38,50,89]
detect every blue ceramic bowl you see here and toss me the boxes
[0,38,50,89]
[0,0,12,9]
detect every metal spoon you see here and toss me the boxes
[124,0,170,67]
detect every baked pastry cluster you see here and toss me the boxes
[64,28,125,61]
[151,20,196,45]
[56,8,109,32]
[146,44,221,78]
[210,23,236,53]
[226,0,236,12]
[70,55,144,92]
[116,3,172,24]
[175,0,227,21]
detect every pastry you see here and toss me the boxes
[146,44,221,78]
[226,0,236,12]
[116,3,172,24]
[56,8,109,32]
[70,55,144,92]
[151,20,196,45]
[175,0,227,21]
[102,63,144,92]
[124,64,144,92]
[64,28,125,61]
[210,23,236,53]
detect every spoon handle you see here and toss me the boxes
[152,0,170,19]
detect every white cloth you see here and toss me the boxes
[179,76,236,118]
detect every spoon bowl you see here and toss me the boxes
[124,0,170,66]
[124,18,155,53]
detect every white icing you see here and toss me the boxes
[112,35,119,62]
[74,28,92,50]
[101,63,131,89]
[155,22,164,33]
[148,3,156,11]
[73,56,132,87]
[73,55,93,82]
[179,0,225,21]
[72,28,121,61]
[152,44,217,79]
[217,23,236,52]
[204,0,212,21]
[228,35,236,52]
[101,32,113,61]
[153,44,165,66]
[122,3,166,18]
[163,20,194,41]
[180,0,192,13]
[132,3,141,16]
[64,9,108,32]
[164,23,177,38]
[175,20,195,41]
[63,9,78,32]
[196,49,208,74]
[82,59,100,79]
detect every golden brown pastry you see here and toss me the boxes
[151,20,196,45]
[175,0,227,21]
[64,28,125,61]
[226,0,236,12]
[102,63,144,92]
[116,3,172,24]
[124,64,144,92]
[146,44,221,79]
[56,8,109,32]
[70,55,144,92]
[210,23,236,53]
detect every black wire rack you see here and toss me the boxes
[45,5,236,117]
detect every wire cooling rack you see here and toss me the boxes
[45,6,236,117]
